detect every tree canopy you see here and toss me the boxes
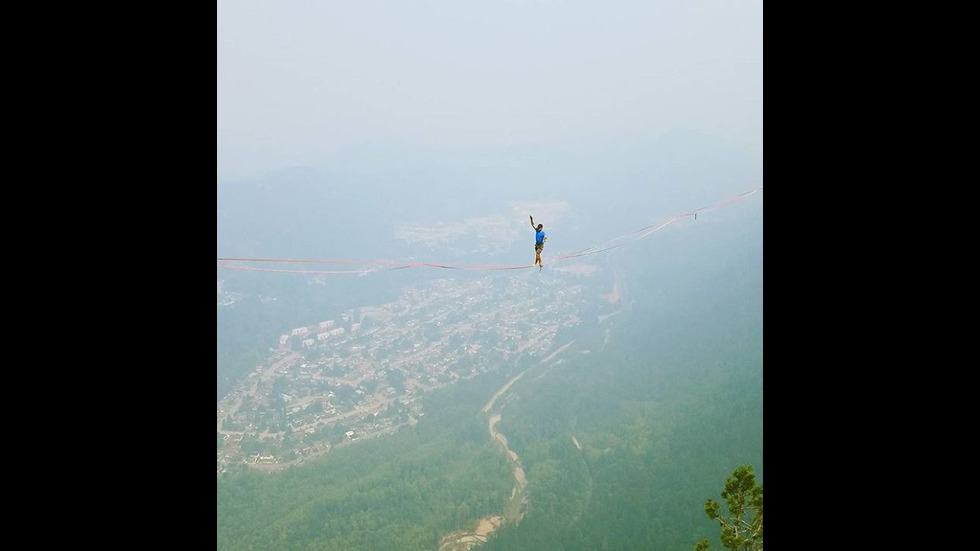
[696,465,763,551]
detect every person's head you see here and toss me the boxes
[537,224,543,231]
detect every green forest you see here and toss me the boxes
[217,374,515,550]
[217,204,763,550]
[484,261,763,550]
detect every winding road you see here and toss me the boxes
[439,340,576,550]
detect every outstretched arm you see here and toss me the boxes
[530,215,535,229]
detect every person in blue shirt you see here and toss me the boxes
[530,215,547,270]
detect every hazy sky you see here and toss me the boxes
[217,0,763,181]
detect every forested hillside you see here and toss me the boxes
[217,198,762,550]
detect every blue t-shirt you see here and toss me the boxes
[536,230,547,245]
